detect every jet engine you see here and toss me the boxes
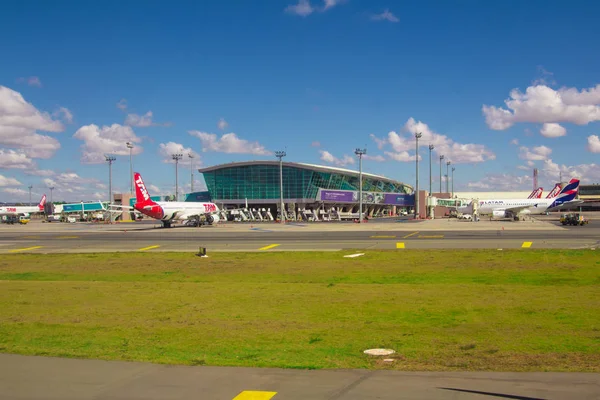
[207,214,220,224]
[492,210,508,218]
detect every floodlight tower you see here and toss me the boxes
[172,153,183,201]
[188,153,195,193]
[428,144,434,195]
[275,150,287,223]
[126,142,134,194]
[451,167,456,198]
[439,155,445,193]
[105,155,116,221]
[414,133,422,219]
[355,148,367,223]
[446,160,451,193]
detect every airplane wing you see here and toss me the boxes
[500,204,542,215]
[546,200,584,212]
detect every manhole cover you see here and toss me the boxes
[363,348,395,356]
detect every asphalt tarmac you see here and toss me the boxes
[1,354,598,400]
[0,219,598,252]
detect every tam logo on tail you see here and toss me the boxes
[134,173,152,203]
[38,194,47,210]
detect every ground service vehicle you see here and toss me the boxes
[560,213,589,226]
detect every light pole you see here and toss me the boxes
[414,133,422,219]
[355,148,366,223]
[188,153,195,193]
[126,142,134,194]
[49,186,54,214]
[428,144,434,195]
[439,155,445,193]
[451,167,456,198]
[446,161,451,193]
[275,151,287,223]
[28,185,32,206]
[172,153,183,201]
[105,155,116,221]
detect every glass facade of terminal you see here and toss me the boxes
[202,164,410,201]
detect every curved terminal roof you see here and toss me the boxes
[198,160,412,190]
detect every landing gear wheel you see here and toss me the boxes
[162,221,172,228]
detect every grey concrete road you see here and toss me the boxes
[0,220,598,252]
[1,354,598,400]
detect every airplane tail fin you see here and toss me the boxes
[545,183,562,198]
[549,178,580,208]
[38,194,47,210]
[528,187,543,199]
[134,172,157,206]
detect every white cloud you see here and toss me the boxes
[17,76,42,87]
[218,118,229,130]
[467,173,532,191]
[510,138,519,145]
[2,188,29,197]
[542,159,600,183]
[189,131,271,155]
[0,174,21,186]
[482,84,600,130]
[518,145,552,161]
[23,169,55,177]
[116,99,127,111]
[125,111,170,128]
[285,0,343,16]
[384,151,419,162]
[285,0,314,16]
[73,123,143,164]
[467,181,491,189]
[311,141,321,147]
[532,66,556,87]
[53,107,73,124]
[371,9,399,23]
[371,118,495,164]
[158,142,199,164]
[0,86,64,159]
[540,123,566,138]
[587,135,600,153]
[0,149,36,169]
[324,0,343,9]
[319,150,355,166]
[363,154,386,162]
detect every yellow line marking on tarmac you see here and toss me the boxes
[9,246,43,253]
[418,235,445,239]
[57,236,79,239]
[20,236,40,239]
[396,242,405,249]
[370,235,396,239]
[138,245,160,251]
[402,231,419,239]
[233,391,277,400]
[259,244,280,251]
[522,241,532,248]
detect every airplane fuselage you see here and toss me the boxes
[134,201,219,221]
[0,206,43,216]
[474,199,553,215]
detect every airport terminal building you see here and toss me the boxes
[198,161,413,221]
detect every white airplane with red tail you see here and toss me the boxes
[0,194,46,217]
[133,172,220,228]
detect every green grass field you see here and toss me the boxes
[0,250,599,371]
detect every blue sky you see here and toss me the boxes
[1,0,600,201]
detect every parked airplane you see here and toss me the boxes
[0,195,46,217]
[133,172,220,228]
[527,187,543,199]
[458,179,581,221]
[545,183,562,199]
